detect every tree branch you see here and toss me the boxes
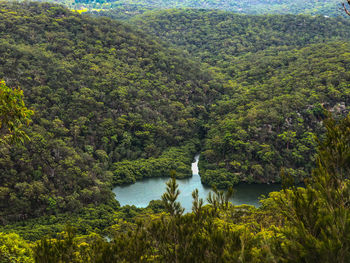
[342,2,350,16]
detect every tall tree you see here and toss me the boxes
[273,114,350,262]
[162,175,184,217]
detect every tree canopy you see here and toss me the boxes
[1,3,350,262]
[0,80,33,144]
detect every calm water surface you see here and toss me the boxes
[112,155,281,211]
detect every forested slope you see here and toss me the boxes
[3,114,350,262]
[1,2,350,261]
[0,1,220,222]
[2,4,350,222]
[48,0,345,20]
[132,9,350,66]
[1,0,350,230]
[130,9,350,186]
[201,42,350,187]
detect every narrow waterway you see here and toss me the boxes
[112,154,281,212]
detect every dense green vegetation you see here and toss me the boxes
[2,114,350,262]
[1,2,350,219]
[132,9,350,67]
[132,9,350,187]
[40,0,347,20]
[1,2,350,261]
[113,143,197,185]
[0,1,220,222]
[200,42,350,187]
[0,80,33,144]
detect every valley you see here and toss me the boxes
[1,1,350,261]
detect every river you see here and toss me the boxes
[112,154,281,212]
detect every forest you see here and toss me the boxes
[0,1,221,224]
[3,103,350,262]
[1,1,350,262]
[36,0,347,20]
[132,9,350,187]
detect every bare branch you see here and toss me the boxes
[342,2,350,16]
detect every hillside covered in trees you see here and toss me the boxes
[131,9,350,187]
[39,0,346,20]
[200,42,350,187]
[1,2,350,262]
[132,9,350,66]
[0,1,222,223]
[3,112,350,262]
[1,3,350,222]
